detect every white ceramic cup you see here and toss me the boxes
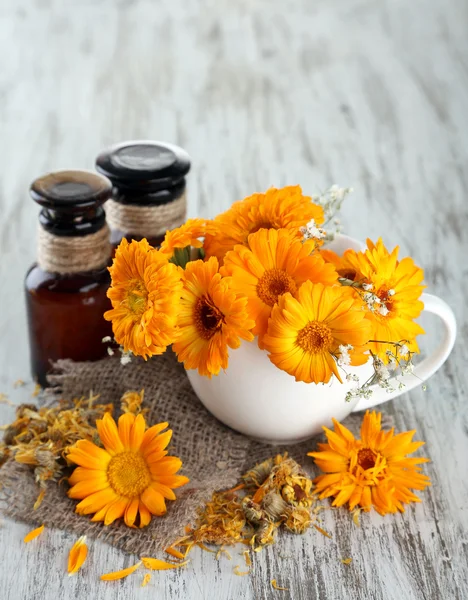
[186,235,457,444]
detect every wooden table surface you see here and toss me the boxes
[1,0,467,598]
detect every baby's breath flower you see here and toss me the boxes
[362,283,373,292]
[399,344,409,357]
[387,289,395,296]
[379,305,389,317]
[300,219,327,242]
[107,347,115,356]
[337,344,353,367]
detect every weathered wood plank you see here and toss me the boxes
[0,0,467,598]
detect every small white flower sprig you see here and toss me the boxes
[338,340,421,403]
[300,185,353,245]
[102,336,133,365]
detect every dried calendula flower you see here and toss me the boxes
[68,536,88,575]
[100,561,142,581]
[243,457,274,488]
[242,497,265,524]
[2,392,113,504]
[24,524,45,543]
[120,390,146,415]
[141,558,189,571]
[262,491,288,521]
[283,506,312,534]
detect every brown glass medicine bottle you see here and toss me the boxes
[25,170,114,387]
[95,140,191,249]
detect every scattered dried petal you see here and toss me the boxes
[32,384,41,397]
[33,489,46,511]
[243,550,252,567]
[313,524,332,539]
[100,561,142,581]
[24,524,45,543]
[141,573,151,587]
[216,548,232,561]
[13,379,25,388]
[271,579,289,591]
[341,558,353,565]
[141,557,189,571]
[233,565,250,576]
[67,536,88,575]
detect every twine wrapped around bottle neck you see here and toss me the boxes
[104,192,187,238]
[37,224,112,274]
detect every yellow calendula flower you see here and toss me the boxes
[263,281,371,384]
[204,185,324,263]
[172,257,255,377]
[221,229,338,345]
[308,411,431,515]
[104,239,183,359]
[342,238,425,361]
[67,413,189,527]
[160,218,216,255]
[67,536,88,575]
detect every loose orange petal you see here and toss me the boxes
[67,536,88,575]
[24,524,44,543]
[141,573,151,587]
[341,558,353,565]
[165,546,186,560]
[271,579,289,591]
[33,489,46,511]
[141,557,189,571]
[100,561,142,581]
[233,565,250,576]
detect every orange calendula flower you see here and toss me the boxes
[67,413,189,527]
[204,185,324,263]
[320,248,360,282]
[263,281,371,384]
[67,536,88,575]
[23,524,45,543]
[308,411,431,515]
[342,238,425,361]
[104,239,183,359]
[100,561,142,581]
[221,229,338,345]
[172,257,255,377]
[160,218,216,255]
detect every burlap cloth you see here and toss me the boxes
[0,352,392,556]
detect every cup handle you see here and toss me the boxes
[351,293,457,412]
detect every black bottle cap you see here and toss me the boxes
[31,170,113,236]
[95,140,191,194]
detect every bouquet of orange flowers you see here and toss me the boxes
[104,185,425,398]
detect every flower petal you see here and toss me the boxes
[96,413,124,455]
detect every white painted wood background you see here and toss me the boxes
[1,0,467,598]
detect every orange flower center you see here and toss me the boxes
[249,221,274,234]
[296,321,334,353]
[107,451,152,498]
[339,269,357,281]
[257,269,297,306]
[126,280,148,318]
[357,448,377,470]
[195,295,224,340]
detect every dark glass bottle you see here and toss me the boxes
[25,170,114,387]
[95,140,191,249]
